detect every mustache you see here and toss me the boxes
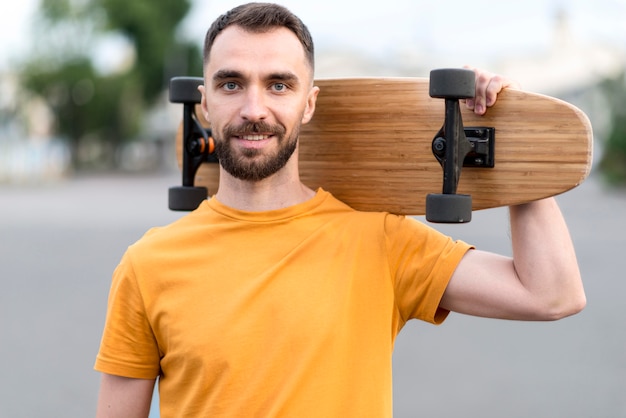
[222,121,286,137]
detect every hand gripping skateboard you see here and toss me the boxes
[167,68,593,223]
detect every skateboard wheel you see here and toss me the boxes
[429,68,475,99]
[425,193,472,223]
[169,186,208,211]
[169,77,204,104]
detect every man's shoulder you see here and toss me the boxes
[129,202,212,251]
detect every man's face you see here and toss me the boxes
[200,26,318,182]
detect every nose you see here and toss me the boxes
[240,86,268,122]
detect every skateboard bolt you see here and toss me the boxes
[433,138,446,156]
[188,138,205,155]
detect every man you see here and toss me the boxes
[95,3,586,417]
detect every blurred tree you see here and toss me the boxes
[599,71,626,185]
[20,0,202,169]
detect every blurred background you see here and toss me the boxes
[0,0,624,417]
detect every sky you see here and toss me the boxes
[1,0,625,77]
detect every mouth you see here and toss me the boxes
[237,134,272,141]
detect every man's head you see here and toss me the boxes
[203,3,315,78]
[198,3,319,183]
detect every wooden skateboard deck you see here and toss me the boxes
[174,77,593,215]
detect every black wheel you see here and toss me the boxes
[425,193,472,223]
[429,68,475,99]
[169,77,204,104]
[169,186,208,211]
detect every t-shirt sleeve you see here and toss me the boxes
[94,250,161,379]
[385,214,473,325]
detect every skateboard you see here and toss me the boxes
[168,69,593,223]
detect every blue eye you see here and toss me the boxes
[224,82,238,91]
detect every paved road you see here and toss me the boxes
[0,171,624,417]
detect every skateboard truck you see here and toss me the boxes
[168,77,218,211]
[427,68,495,223]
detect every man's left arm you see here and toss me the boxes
[440,198,585,320]
[439,68,586,320]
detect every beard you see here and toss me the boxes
[214,121,299,182]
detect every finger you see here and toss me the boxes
[462,66,477,111]
[473,68,493,115]
[485,75,522,108]
[485,74,504,107]
[462,65,490,115]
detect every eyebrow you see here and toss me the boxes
[212,69,301,85]
[212,69,243,83]
[268,72,300,84]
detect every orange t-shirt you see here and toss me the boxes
[95,189,471,417]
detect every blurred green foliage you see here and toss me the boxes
[20,0,202,169]
[599,71,626,186]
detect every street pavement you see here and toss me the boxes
[0,170,624,417]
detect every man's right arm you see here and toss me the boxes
[96,373,155,418]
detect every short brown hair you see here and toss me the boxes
[203,2,315,71]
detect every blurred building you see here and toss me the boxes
[0,72,71,184]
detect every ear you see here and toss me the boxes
[198,84,210,122]
[301,85,320,125]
